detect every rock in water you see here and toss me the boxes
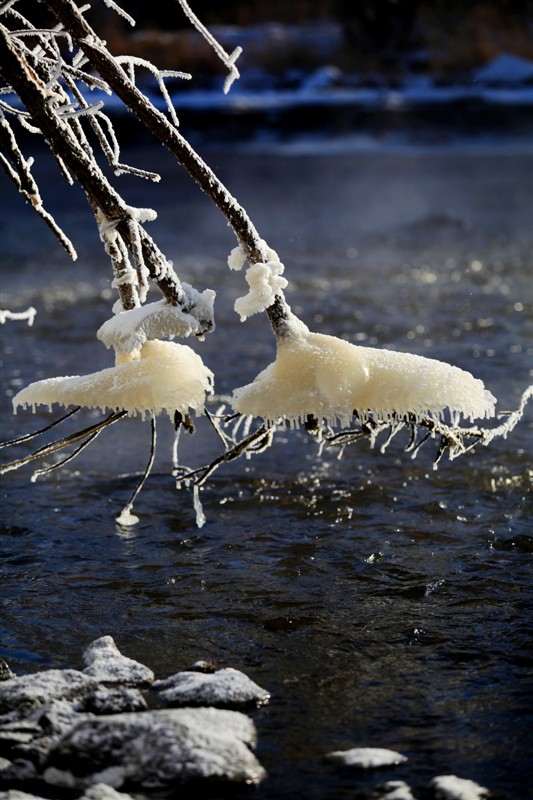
[375,780,417,799]
[82,636,154,685]
[81,783,137,800]
[154,667,270,709]
[0,670,99,716]
[0,660,14,683]
[325,747,408,769]
[429,774,490,799]
[85,687,147,715]
[42,707,266,789]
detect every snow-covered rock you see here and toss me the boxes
[82,636,154,685]
[154,667,270,709]
[375,780,417,800]
[85,686,147,715]
[430,774,490,799]
[42,707,266,789]
[0,670,99,717]
[81,784,136,800]
[325,746,408,769]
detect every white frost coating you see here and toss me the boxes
[234,259,288,321]
[97,291,215,353]
[12,340,214,419]
[228,245,247,271]
[232,324,496,426]
[326,747,408,769]
[0,307,36,326]
[124,204,157,223]
[103,0,136,27]
[430,775,490,800]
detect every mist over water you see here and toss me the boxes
[1,137,532,799]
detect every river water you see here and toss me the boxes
[1,131,532,799]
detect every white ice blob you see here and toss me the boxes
[13,339,214,420]
[233,323,496,427]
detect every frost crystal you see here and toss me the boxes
[233,321,496,426]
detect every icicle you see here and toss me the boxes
[193,484,206,528]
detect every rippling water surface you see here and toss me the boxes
[1,138,532,799]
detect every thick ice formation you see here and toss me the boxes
[232,322,496,426]
[13,339,214,419]
[97,288,216,353]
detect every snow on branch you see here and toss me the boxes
[0,306,36,325]
[103,0,136,28]
[0,16,197,315]
[114,55,191,128]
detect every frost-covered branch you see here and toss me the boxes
[174,418,275,488]
[321,385,533,466]
[0,5,214,328]
[0,410,127,476]
[44,0,292,336]
[177,0,242,94]
[0,111,77,258]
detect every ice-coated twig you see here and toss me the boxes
[116,415,157,526]
[0,411,127,475]
[174,422,275,488]
[0,17,189,312]
[115,55,191,128]
[103,0,136,28]
[44,0,293,335]
[177,0,242,93]
[31,426,101,480]
[0,406,80,450]
[0,111,78,258]
[322,385,533,467]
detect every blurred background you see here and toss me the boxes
[17,0,533,146]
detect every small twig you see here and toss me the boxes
[0,405,81,450]
[116,414,156,525]
[174,422,274,487]
[0,410,127,474]
[31,427,101,479]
